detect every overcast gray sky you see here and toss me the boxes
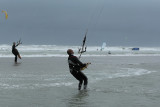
[0,0,160,46]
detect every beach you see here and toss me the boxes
[1,0,160,106]
[0,56,160,107]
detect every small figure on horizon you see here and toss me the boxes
[67,49,89,90]
[12,42,21,63]
[108,51,111,54]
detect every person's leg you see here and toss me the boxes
[17,51,21,59]
[18,54,21,59]
[78,79,83,90]
[15,55,17,62]
[72,72,83,90]
[78,71,88,89]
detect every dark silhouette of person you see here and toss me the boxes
[12,42,21,63]
[67,49,88,90]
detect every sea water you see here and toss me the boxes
[0,45,160,107]
[1,44,160,57]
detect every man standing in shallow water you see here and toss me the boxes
[12,42,21,63]
[67,49,89,90]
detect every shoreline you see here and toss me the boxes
[1,54,160,58]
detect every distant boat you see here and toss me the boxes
[132,48,139,51]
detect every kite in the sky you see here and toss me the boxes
[2,10,8,19]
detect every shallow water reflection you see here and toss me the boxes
[13,62,22,66]
[67,90,89,107]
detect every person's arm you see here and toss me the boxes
[74,56,86,67]
[15,43,21,47]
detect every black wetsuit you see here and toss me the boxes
[12,44,19,62]
[68,54,88,90]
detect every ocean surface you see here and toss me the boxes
[1,45,160,57]
[0,45,160,107]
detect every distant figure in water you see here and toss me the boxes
[12,42,21,63]
[67,49,88,90]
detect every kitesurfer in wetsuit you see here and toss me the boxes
[67,49,88,90]
[12,42,21,63]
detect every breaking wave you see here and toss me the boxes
[1,44,160,57]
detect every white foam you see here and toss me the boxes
[34,82,73,88]
[0,82,74,90]
[0,68,156,90]
[88,68,156,83]
[1,45,160,57]
[0,73,74,89]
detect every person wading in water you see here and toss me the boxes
[67,49,89,90]
[12,42,21,63]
